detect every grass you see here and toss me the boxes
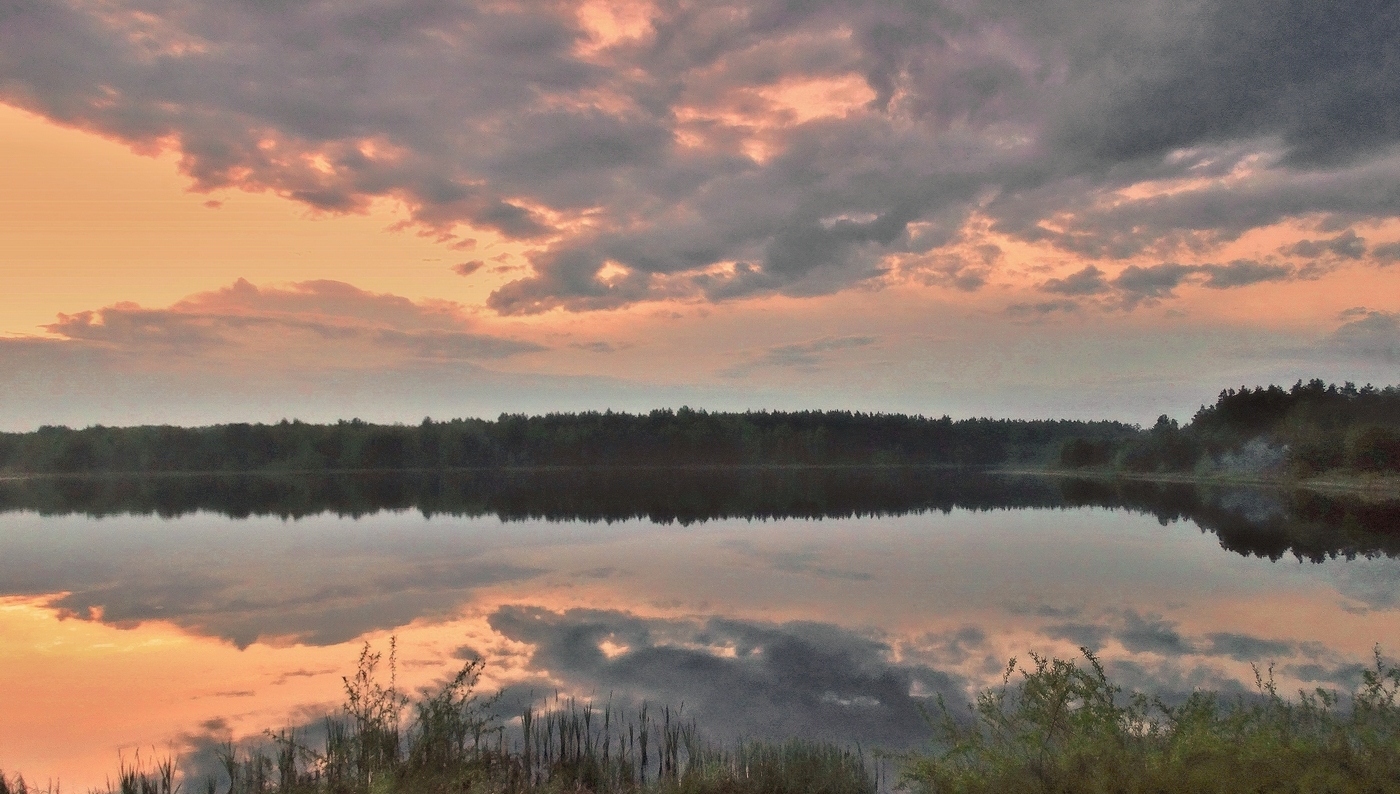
[140,639,873,794]
[900,648,1400,794]
[8,643,1400,794]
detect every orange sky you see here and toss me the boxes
[4,99,1397,429]
[2,0,1400,429]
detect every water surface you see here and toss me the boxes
[1,469,1397,789]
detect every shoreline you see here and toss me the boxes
[2,463,1398,498]
[1019,466,1400,499]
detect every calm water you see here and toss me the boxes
[1,469,1398,789]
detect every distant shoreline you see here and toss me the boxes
[4,462,1399,498]
[1022,466,1400,498]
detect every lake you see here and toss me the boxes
[1,469,1398,790]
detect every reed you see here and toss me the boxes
[197,639,876,794]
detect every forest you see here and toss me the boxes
[1,379,1396,477]
[1060,379,1400,476]
[0,409,1135,474]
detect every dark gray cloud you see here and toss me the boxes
[1111,264,1200,307]
[1374,241,1400,264]
[1049,0,1400,169]
[487,605,963,749]
[1035,260,1297,310]
[1198,260,1295,289]
[1115,612,1196,656]
[2,0,1396,311]
[1006,299,1081,318]
[1287,230,1367,260]
[1042,611,1309,665]
[1203,633,1295,662]
[1041,265,1109,297]
[1285,662,1369,689]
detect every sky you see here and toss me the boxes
[2,0,1400,430]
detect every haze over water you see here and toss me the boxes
[2,470,1397,792]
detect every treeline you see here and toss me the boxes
[1061,379,1400,477]
[0,410,1138,474]
[4,469,1398,561]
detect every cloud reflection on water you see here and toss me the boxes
[2,472,1400,787]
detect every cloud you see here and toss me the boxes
[487,605,965,749]
[1202,632,1296,662]
[3,0,1397,312]
[1111,612,1196,656]
[720,335,877,377]
[1034,260,1296,310]
[1373,241,1400,264]
[1285,662,1368,689]
[1006,299,1082,318]
[1197,260,1294,289]
[569,341,617,353]
[1286,230,1367,260]
[1041,266,1109,297]
[1048,0,1400,169]
[1042,611,1307,664]
[38,278,545,362]
[0,512,549,647]
[1042,622,1111,649]
[1111,264,1200,307]
[453,261,485,276]
[908,248,1000,292]
[1329,310,1400,362]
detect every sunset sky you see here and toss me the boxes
[3,0,1399,430]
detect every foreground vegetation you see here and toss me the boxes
[903,649,1400,794]
[6,644,1400,794]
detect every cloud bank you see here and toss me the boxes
[38,278,543,361]
[3,0,1398,313]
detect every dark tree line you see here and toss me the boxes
[1060,379,1400,476]
[0,409,1139,474]
[4,468,1395,562]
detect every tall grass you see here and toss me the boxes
[0,750,180,794]
[23,642,1400,794]
[204,639,876,794]
[900,647,1400,794]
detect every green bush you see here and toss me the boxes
[899,648,1400,794]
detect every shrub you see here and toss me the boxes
[899,648,1400,794]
